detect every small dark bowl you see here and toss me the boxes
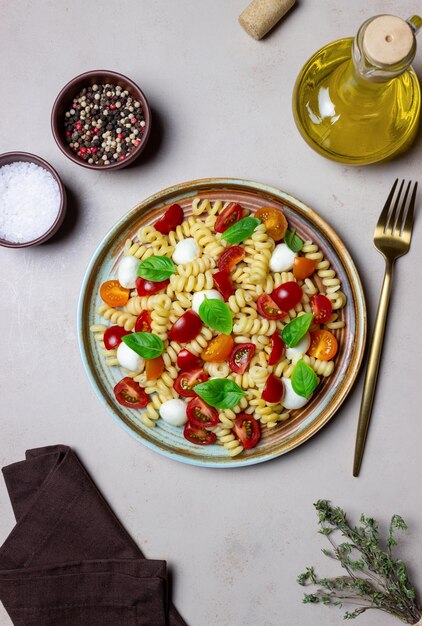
[0,151,67,248]
[51,70,152,171]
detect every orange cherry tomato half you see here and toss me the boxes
[100,280,130,307]
[255,207,288,242]
[256,294,287,320]
[293,257,317,280]
[308,329,338,361]
[146,356,165,381]
[201,335,234,362]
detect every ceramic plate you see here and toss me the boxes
[78,178,366,467]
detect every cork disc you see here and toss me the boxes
[363,15,414,66]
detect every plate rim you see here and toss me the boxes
[77,177,367,468]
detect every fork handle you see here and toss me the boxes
[353,260,394,476]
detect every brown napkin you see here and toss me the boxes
[0,445,187,626]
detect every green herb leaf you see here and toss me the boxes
[198,298,233,334]
[282,313,313,347]
[291,359,318,397]
[221,217,260,245]
[194,378,245,409]
[284,228,304,253]
[137,256,176,282]
[122,332,164,360]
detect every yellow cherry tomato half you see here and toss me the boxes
[308,330,338,361]
[201,335,234,362]
[100,280,130,307]
[255,207,288,242]
[293,257,317,280]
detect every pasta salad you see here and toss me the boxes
[90,198,346,457]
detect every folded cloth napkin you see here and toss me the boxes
[0,445,187,626]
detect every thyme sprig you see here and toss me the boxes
[298,500,421,623]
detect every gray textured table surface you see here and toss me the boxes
[1,1,422,625]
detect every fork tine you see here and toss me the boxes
[385,179,404,234]
[393,180,411,235]
[376,179,398,231]
[403,181,418,237]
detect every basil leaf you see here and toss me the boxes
[282,313,313,348]
[198,298,232,334]
[122,332,164,359]
[137,256,176,282]
[221,217,260,245]
[194,379,245,409]
[291,359,318,398]
[284,228,304,253]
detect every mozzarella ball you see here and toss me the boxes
[159,399,188,426]
[117,255,140,289]
[269,243,296,272]
[116,342,144,372]
[192,289,224,314]
[172,238,200,265]
[286,333,311,364]
[282,377,310,410]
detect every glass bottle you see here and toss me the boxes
[292,15,421,165]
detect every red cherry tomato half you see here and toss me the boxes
[136,277,169,296]
[233,414,261,450]
[184,423,216,445]
[213,270,234,300]
[268,331,286,366]
[168,310,203,343]
[214,203,243,233]
[177,348,202,371]
[173,368,209,398]
[218,246,245,272]
[154,203,184,234]
[272,281,303,312]
[113,377,149,408]
[135,310,152,333]
[103,325,131,350]
[186,397,220,428]
[261,373,285,403]
[229,343,256,374]
[256,294,287,320]
[310,294,333,324]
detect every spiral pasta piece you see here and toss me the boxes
[228,289,255,315]
[167,216,196,247]
[177,255,215,277]
[97,303,136,331]
[124,238,155,261]
[302,354,334,377]
[169,271,214,293]
[233,315,277,336]
[302,241,346,310]
[150,295,171,339]
[190,221,225,257]
[185,327,214,356]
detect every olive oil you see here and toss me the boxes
[293,15,421,165]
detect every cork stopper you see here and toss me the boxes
[239,0,296,40]
[363,15,414,66]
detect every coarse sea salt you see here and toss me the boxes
[0,161,60,243]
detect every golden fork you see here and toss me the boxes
[353,179,418,477]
